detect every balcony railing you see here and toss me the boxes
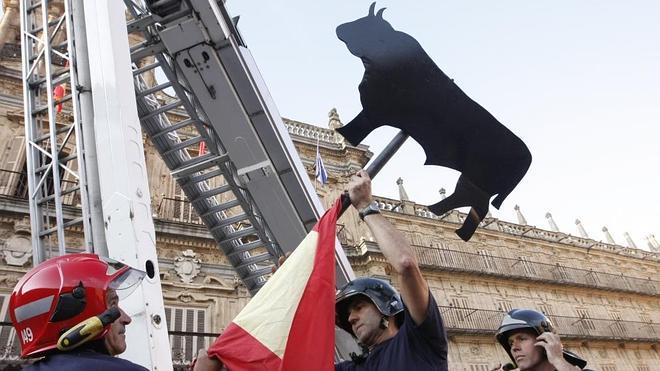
[409,245,659,296]
[0,322,218,370]
[2,305,654,368]
[0,168,80,206]
[372,195,659,261]
[0,169,28,199]
[440,306,660,342]
[156,196,204,225]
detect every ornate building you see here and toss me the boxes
[0,4,658,369]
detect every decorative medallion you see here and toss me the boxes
[3,219,33,266]
[173,249,201,283]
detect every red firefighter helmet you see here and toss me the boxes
[9,253,145,358]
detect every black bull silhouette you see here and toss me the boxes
[336,3,532,241]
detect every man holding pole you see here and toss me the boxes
[334,169,448,370]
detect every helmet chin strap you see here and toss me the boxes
[379,316,389,329]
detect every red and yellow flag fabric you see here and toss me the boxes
[207,197,342,371]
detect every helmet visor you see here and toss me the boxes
[109,267,146,300]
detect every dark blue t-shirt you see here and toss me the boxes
[24,351,149,371]
[335,290,448,371]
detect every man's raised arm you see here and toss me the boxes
[348,170,430,325]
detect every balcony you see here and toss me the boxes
[409,245,660,296]
[372,195,659,261]
[441,306,660,342]
[155,196,204,225]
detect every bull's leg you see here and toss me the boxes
[428,174,490,241]
[455,205,488,242]
[491,187,511,210]
[428,175,489,215]
[335,110,375,146]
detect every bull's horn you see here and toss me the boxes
[376,7,386,19]
[368,2,376,16]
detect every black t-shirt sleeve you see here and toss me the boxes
[402,289,448,356]
[335,360,354,371]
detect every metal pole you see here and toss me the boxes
[20,0,45,263]
[365,130,409,179]
[71,0,107,256]
[340,130,410,213]
[40,0,67,258]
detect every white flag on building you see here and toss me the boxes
[315,140,328,185]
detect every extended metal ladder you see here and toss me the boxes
[20,0,94,262]
[124,0,355,294]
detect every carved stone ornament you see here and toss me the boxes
[3,220,32,266]
[173,249,201,283]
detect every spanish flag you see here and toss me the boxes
[207,198,341,370]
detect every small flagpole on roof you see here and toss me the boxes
[315,138,328,188]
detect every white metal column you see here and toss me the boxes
[83,1,172,369]
[19,0,93,263]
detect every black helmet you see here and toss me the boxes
[496,309,587,369]
[335,277,404,336]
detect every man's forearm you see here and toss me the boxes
[363,213,417,274]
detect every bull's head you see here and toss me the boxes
[336,2,393,59]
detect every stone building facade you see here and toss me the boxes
[0,6,658,370]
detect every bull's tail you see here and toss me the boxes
[428,174,490,241]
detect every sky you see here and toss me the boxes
[225,1,660,250]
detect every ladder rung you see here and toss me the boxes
[30,69,69,88]
[162,136,204,156]
[225,240,264,257]
[127,14,157,34]
[55,93,73,106]
[151,118,198,139]
[35,125,71,142]
[38,217,84,236]
[139,100,181,120]
[235,253,273,270]
[35,163,52,173]
[137,81,173,98]
[32,105,49,116]
[133,61,161,76]
[220,227,256,243]
[62,217,83,228]
[58,153,77,163]
[35,156,76,173]
[171,153,228,179]
[200,199,241,218]
[190,184,232,204]
[27,1,43,13]
[209,213,248,232]
[29,15,62,35]
[242,266,273,284]
[179,168,223,188]
[37,185,80,204]
[130,42,166,63]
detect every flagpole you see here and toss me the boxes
[340,130,410,213]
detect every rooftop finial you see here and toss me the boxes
[545,212,559,232]
[328,108,343,130]
[650,234,659,247]
[602,226,615,244]
[438,188,446,200]
[575,219,588,238]
[396,177,409,201]
[514,205,527,225]
[648,234,660,252]
[623,232,637,249]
